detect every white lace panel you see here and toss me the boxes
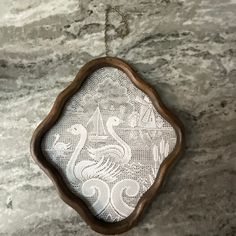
[41,67,177,222]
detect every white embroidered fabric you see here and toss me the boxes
[41,67,177,222]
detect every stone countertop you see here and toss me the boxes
[0,0,235,235]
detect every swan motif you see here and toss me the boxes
[52,133,71,157]
[87,116,132,164]
[66,124,120,184]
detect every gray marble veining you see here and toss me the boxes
[0,0,235,235]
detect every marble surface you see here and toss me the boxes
[0,0,235,235]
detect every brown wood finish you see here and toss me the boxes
[30,57,184,235]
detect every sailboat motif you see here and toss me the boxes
[86,106,108,141]
[135,95,157,128]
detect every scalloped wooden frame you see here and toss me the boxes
[30,57,184,235]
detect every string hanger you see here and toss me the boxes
[104,5,129,56]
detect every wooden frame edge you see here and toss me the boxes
[30,57,184,235]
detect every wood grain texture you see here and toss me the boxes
[0,0,235,235]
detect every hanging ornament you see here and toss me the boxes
[31,5,184,235]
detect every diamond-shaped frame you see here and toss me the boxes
[30,57,184,235]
